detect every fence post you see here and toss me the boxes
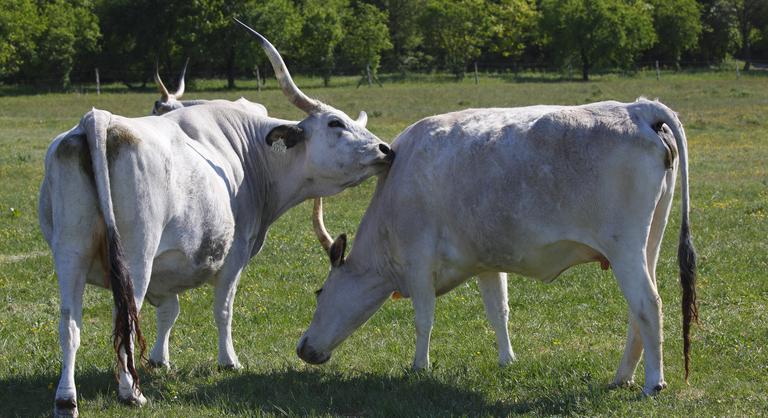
[655,60,660,80]
[95,68,100,95]
[474,62,479,84]
[568,63,573,81]
[736,64,740,79]
[255,65,261,92]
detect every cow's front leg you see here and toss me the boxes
[214,270,243,369]
[612,257,666,395]
[149,294,180,369]
[53,254,87,418]
[477,272,515,366]
[411,285,436,370]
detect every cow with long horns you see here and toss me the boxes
[151,59,268,117]
[40,22,393,417]
[300,99,697,396]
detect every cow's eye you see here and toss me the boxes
[314,287,323,296]
[328,120,345,129]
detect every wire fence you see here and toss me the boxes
[4,59,768,94]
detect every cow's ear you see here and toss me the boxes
[329,234,347,267]
[266,124,306,148]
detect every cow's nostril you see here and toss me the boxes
[379,143,391,155]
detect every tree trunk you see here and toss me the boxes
[739,5,752,71]
[581,49,590,81]
[227,46,236,89]
[742,34,752,71]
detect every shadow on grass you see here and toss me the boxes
[182,368,620,416]
[0,368,116,417]
[0,366,629,416]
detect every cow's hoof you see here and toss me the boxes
[148,358,171,369]
[54,398,78,418]
[118,391,147,407]
[499,354,517,367]
[608,379,634,389]
[642,381,667,396]
[218,362,242,371]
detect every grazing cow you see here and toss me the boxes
[151,59,268,117]
[298,99,698,396]
[40,24,393,417]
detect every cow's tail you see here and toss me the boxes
[642,100,698,384]
[81,109,146,389]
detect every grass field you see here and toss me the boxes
[1,72,767,416]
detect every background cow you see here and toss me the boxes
[151,59,268,117]
[299,99,697,397]
[40,24,393,417]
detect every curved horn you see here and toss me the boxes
[175,57,189,98]
[234,18,319,113]
[312,198,333,254]
[154,61,170,102]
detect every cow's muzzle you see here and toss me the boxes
[297,335,331,365]
[379,143,395,163]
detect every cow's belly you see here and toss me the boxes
[498,240,605,282]
[145,250,220,302]
[433,235,607,295]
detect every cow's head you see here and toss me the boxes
[236,19,394,195]
[296,198,393,365]
[151,59,188,115]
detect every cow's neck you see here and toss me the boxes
[344,180,402,296]
[236,118,317,226]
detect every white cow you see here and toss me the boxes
[298,99,698,396]
[40,25,393,417]
[151,59,268,117]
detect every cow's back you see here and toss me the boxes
[377,103,671,282]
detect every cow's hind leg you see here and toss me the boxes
[477,272,515,365]
[611,314,643,388]
[149,295,180,369]
[53,251,88,418]
[612,176,674,389]
[611,254,666,395]
[113,245,156,406]
[410,266,437,370]
[214,262,245,369]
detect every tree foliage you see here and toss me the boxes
[1,0,99,86]
[540,0,657,80]
[339,3,392,75]
[297,0,347,86]
[421,0,495,78]
[3,0,768,87]
[648,0,702,69]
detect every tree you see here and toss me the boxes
[1,0,99,87]
[486,0,539,62]
[31,0,100,87]
[0,0,39,80]
[297,0,347,86]
[95,0,180,87]
[648,0,702,70]
[420,0,495,78]
[339,3,392,76]
[540,0,657,81]
[241,0,303,77]
[372,0,426,73]
[696,0,739,64]
[732,0,768,70]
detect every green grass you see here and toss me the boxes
[1,72,767,416]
